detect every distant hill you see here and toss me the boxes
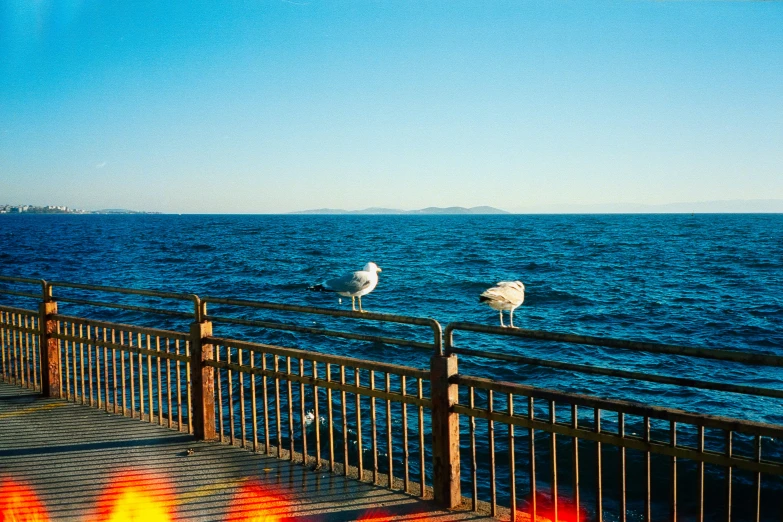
[291,206,509,215]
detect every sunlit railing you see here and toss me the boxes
[1,274,782,520]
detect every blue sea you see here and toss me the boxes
[1,213,782,519]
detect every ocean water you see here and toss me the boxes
[1,213,782,518]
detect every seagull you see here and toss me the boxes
[308,262,382,312]
[480,281,525,328]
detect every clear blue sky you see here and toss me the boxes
[1,1,781,213]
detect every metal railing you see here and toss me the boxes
[446,322,783,521]
[1,275,782,520]
[206,335,432,495]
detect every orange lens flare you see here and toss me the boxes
[226,480,289,522]
[0,478,50,522]
[518,491,589,522]
[90,470,177,522]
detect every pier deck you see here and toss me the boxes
[0,381,489,521]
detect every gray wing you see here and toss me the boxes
[324,270,373,294]
[480,281,525,305]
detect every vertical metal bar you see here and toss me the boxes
[509,393,516,522]
[725,431,732,522]
[166,338,173,427]
[263,353,270,455]
[24,315,31,387]
[80,324,86,404]
[698,425,704,522]
[216,343,224,441]
[146,334,153,422]
[418,378,425,497]
[94,326,101,408]
[671,421,677,522]
[156,337,163,425]
[489,389,496,517]
[0,312,6,378]
[185,339,192,434]
[129,331,136,417]
[644,416,651,522]
[275,355,282,457]
[596,408,603,522]
[402,375,410,493]
[32,316,39,389]
[371,370,378,485]
[529,396,537,521]
[312,359,319,464]
[287,356,294,461]
[386,372,393,487]
[0,311,5,378]
[56,320,63,398]
[12,313,19,385]
[239,347,247,448]
[342,365,349,476]
[112,330,118,414]
[87,325,94,405]
[356,368,363,480]
[102,328,109,411]
[175,339,182,429]
[619,412,627,521]
[299,358,306,464]
[143,334,151,422]
[229,346,236,444]
[137,333,144,420]
[64,322,71,400]
[121,330,128,414]
[470,387,477,511]
[573,404,580,522]
[251,351,258,452]
[550,400,558,522]
[327,362,334,471]
[754,435,761,522]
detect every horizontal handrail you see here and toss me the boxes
[54,314,189,341]
[205,314,435,351]
[207,336,431,381]
[48,280,203,319]
[445,322,783,367]
[203,295,443,354]
[454,374,783,438]
[56,296,195,319]
[448,346,783,399]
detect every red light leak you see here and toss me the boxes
[89,470,177,522]
[0,478,50,522]
[517,491,589,522]
[226,480,290,522]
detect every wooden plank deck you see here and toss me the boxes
[0,380,493,521]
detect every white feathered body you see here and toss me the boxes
[319,262,381,297]
[480,281,525,311]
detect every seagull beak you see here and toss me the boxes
[377,267,382,273]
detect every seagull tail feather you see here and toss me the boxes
[308,284,333,292]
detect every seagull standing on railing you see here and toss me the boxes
[308,262,382,312]
[480,281,525,328]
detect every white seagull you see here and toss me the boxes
[480,281,525,328]
[308,262,382,312]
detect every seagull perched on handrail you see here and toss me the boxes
[308,262,382,312]
[480,281,525,328]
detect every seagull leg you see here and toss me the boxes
[510,309,516,328]
[499,311,505,328]
[358,296,365,313]
[351,296,356,311]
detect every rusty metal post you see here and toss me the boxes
[431,353,461,508]
[38,298,60,397]
[190,320,216,440]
